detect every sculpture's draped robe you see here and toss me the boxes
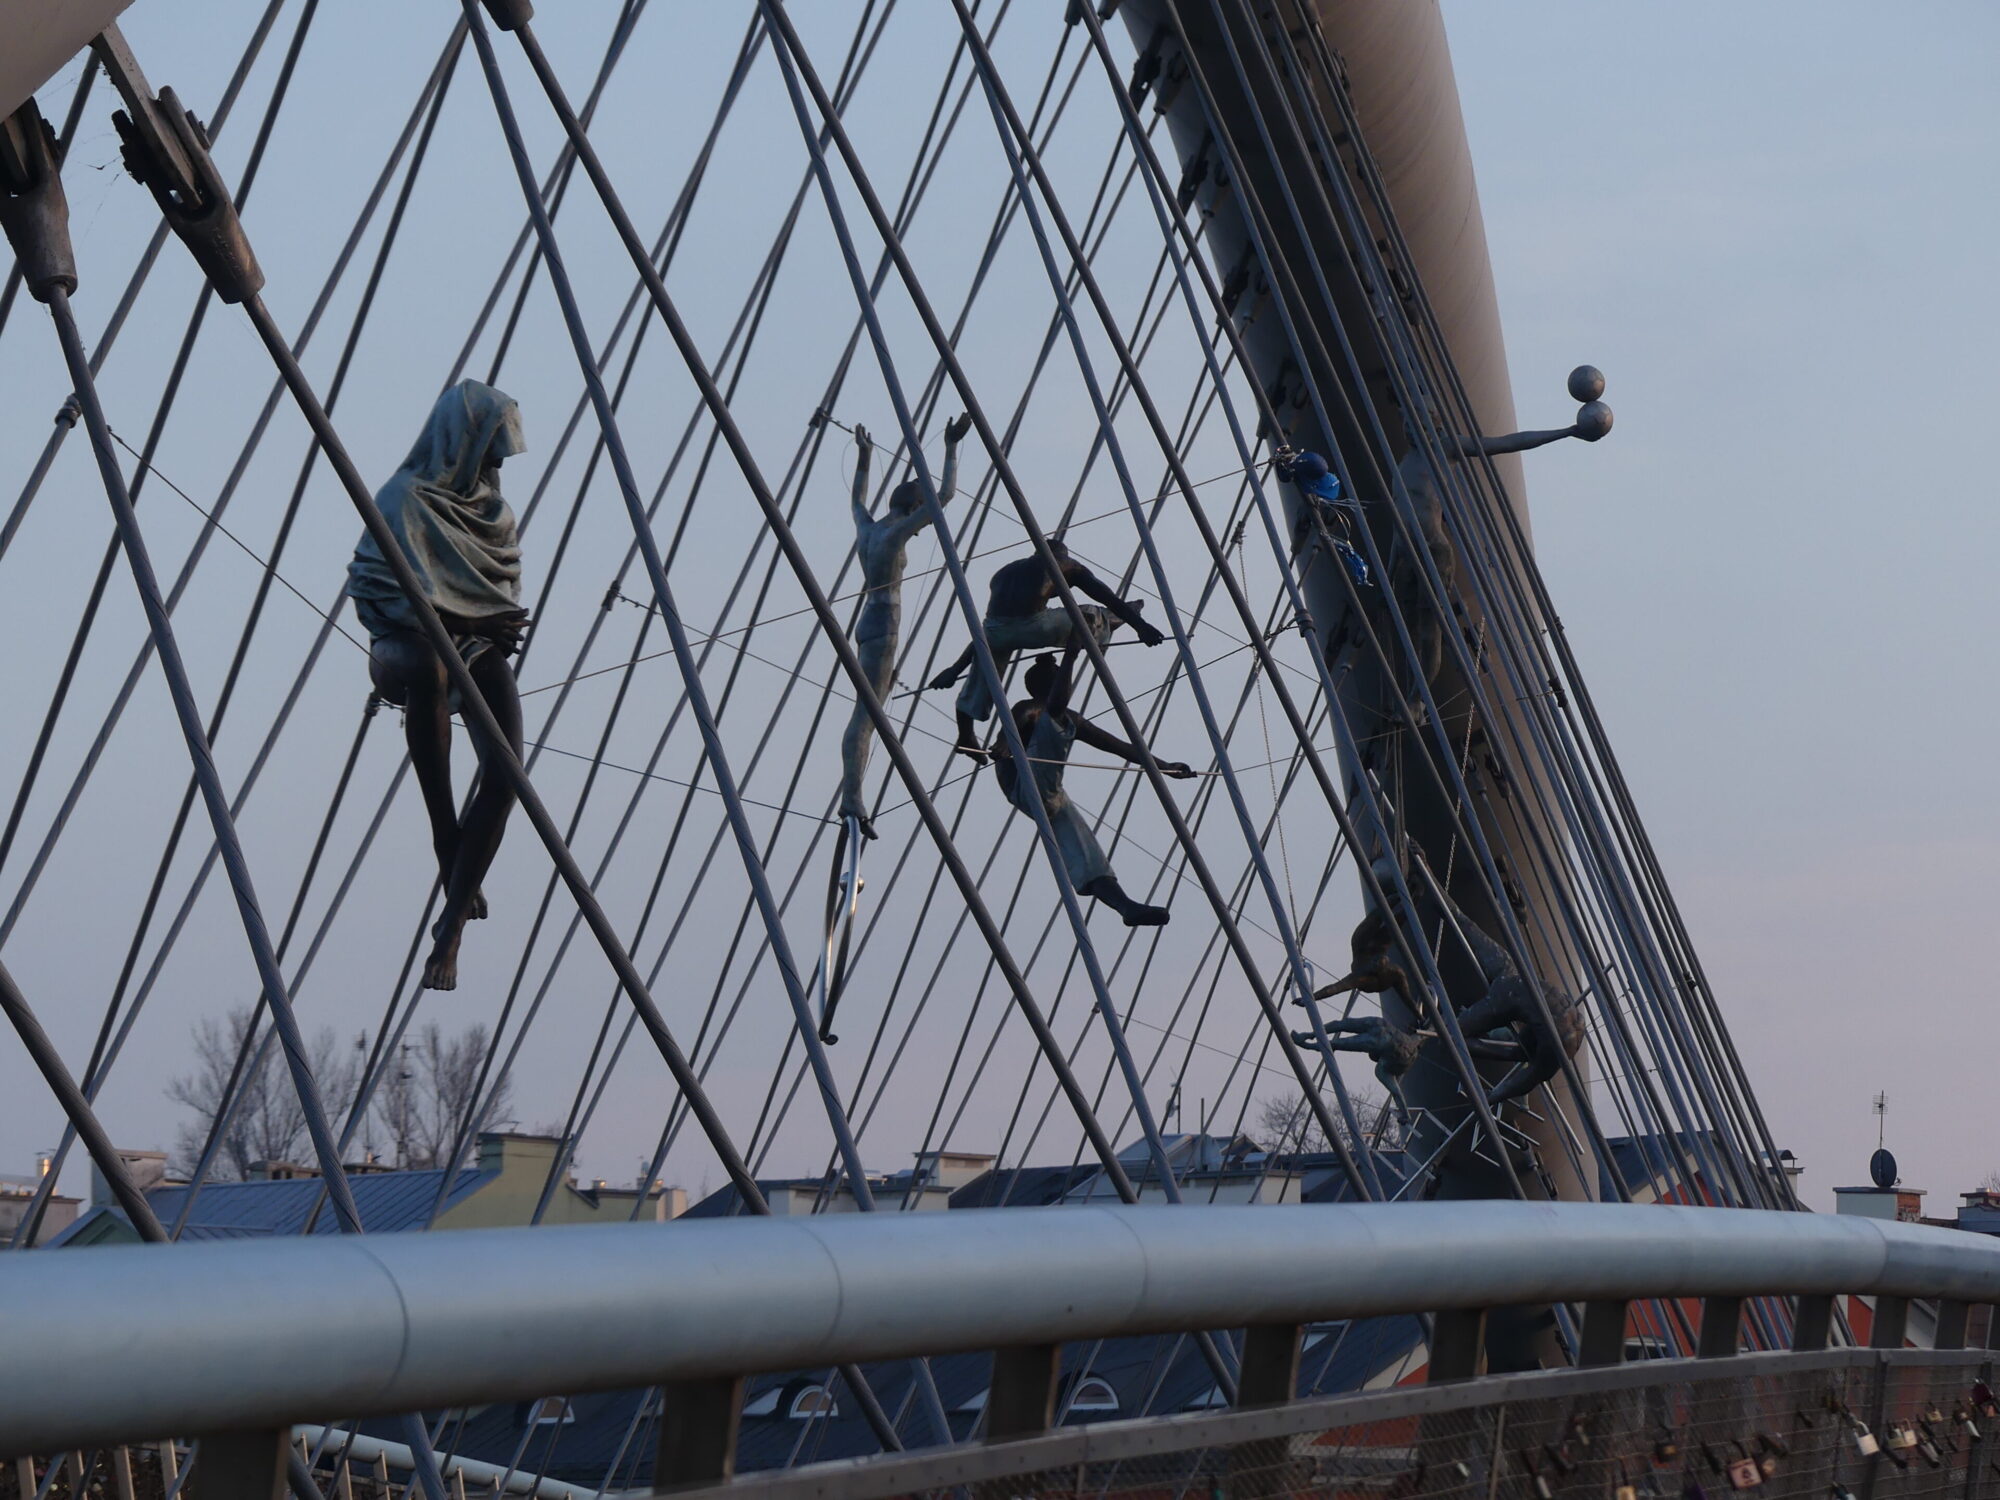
[348,380,525,667]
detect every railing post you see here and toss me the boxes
[1697,1296,1742,1358]
[196,1429,288,1500]
[113,1445,137,1500]
[1937,1299,1971,1352]
[1238,1323,1303,1407]
[652,1376,743,1491]
[987,1344,1062,1441]
[1791,1294,1835,1352]
[1870,1296,1909,1350]
[1578,1300,1628,1367]
[1429,1309,1486,1382]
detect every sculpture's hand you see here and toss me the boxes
[1158,761,1197,780]
[479,610,532,656]
[852,423,870,451]
[926,662,965,691]
[1132,617,1165,648]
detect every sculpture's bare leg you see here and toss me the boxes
[838,631,893,836]
[371,633,461,897]
[423,649,523,991]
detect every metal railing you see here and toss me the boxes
[7,1202,2000,1493]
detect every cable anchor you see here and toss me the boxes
[0,100,77,302]
[98,26,263,304]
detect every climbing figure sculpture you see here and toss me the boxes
[838,415,969,838]
[1289,1014,1430,1122]
[993,653,1193,927]
[347,380,529,992]
[1311,853,1580,1108]
[927,537,1164,762]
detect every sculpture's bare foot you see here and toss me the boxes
[470,889,488,921]
[422,933,461,991]
[1120,902,1170,928]
[950,739,989,767]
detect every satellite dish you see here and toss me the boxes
[1870,1148,1898,1190]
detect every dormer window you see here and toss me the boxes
[530,1397,574,1426]
[1065,1376,1118,1416]
[789,1384,839,1419]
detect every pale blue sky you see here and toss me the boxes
[1447,1,2000,1206]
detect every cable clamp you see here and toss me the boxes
[480,0,534,32]
[0,101,77,302]
[107,58,264,303]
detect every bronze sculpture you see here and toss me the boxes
[927,538,1164,762]
[838,415,969,838]
[347,380,528,991]
[992,652,1192,927]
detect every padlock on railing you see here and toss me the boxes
[1725,1441,1763,1491]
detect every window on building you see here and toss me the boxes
[530,1397,574,1425]
[1066,1377,1118,1415]
[789,1385,839,1419]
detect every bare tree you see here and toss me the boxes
[1254,1086,1393,1157]
[370,1022,512,1169]
[168,1008,362,1181]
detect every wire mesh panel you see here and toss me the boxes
[672,1354,2000,1500]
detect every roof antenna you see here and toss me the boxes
[1869,1093,1898,1189]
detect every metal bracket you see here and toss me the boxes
[94,23,263,303]
[0,99,77,301]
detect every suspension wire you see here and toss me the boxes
[37,275,417,1498]
[1271,10,1790,1337]
[0,0,290,571]
[1224,4,1738,1223]
[6,22,471,1248]
[949,0,1391,1196]
[477,8,1260,1413]
[758,3,1228,1223]
[174,0,765,1253]
[425,1,913,1238]
[1102,0,1571,1203]
[0,0,320,886]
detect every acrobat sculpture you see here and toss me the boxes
[1310,856,1581,1109]
[994,653,1193,927]
[347,380,529,991]
[838,416,969,839]
[928,538,1163,762]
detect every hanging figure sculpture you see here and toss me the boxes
[838,414,970,838]
[927,537,1164,762]
[347,380,529,992]
[1289,1015,1431,1124]
[1312,854,1582,1109]
[993,653,1193,927]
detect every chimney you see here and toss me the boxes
[90,1148,170,1209]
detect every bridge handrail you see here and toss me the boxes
[6,1201,2000,1455]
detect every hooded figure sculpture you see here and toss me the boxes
[348,380,529,992]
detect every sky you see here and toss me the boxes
[0,2,1992,1221]
[1444,1,2000,1207]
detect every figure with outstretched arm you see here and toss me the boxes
[1307,852,1580,1109]
[347,380,530,991]
[992,652,1193,927]
[837,414,969,838]
[927,537,1164,763]
[1289,1014,1431,1123]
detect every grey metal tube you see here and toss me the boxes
[5,1202,2000,1456]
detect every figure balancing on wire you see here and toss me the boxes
[347,380,529,992]
[926,537,1164,763]
[993,652,1194,927]
[838,414,970,839]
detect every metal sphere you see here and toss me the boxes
[1567,364,1605,403]
[1573,400,1613,442]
